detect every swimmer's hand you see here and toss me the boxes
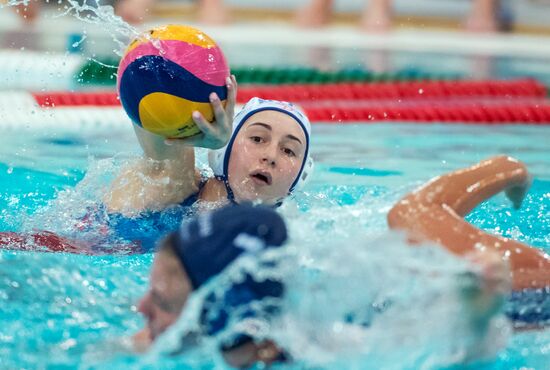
[459,250,510,329]
[165,75,237,150]
[505,172,532,210]
[132,328,152,353]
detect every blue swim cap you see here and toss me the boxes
[169,204,287,343]
[171,203,287,289]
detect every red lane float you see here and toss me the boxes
[30,78,550,124]
[236,79,547,103]
[0,231,92,254]
[302,102,550,124]
[34,91,120,108]
[33,79,548,107]
[0,231,141,255]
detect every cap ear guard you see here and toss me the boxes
[208,148,225,179]
[288,155,314,194]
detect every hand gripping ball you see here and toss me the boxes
[117,25,230,138]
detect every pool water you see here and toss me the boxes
[0,123,548,368]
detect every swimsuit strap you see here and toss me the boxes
[215,175,238,204]
[180,175,211,207]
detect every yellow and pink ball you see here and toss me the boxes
[117,25,230,138]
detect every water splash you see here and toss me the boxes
[144,230,512,369]
[4,0,138,54]
[20,157,120,236]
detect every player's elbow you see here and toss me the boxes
[387,200,409,230]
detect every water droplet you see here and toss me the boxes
[59,338,77,350]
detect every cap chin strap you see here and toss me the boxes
[216,175,285,209]
[215,175,238,205]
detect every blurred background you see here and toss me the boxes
[2,0,550,50]
[1,0,550,90]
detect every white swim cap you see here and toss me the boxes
[209,97,314,199]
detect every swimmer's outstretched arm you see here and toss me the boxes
[388,156,550,291]
[105,76,237,215]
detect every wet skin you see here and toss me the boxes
[227,110,307,205]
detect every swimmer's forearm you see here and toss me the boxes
[389,204,550,289]
[105,148,198,215]
[387,155,529,238]
[512,267,550,292]
[406,156,529,217]
[133,124,198,161]
[388,157,549,290]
